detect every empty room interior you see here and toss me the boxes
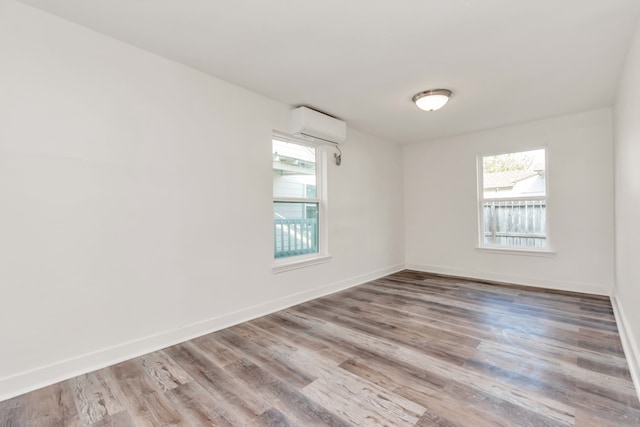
[3,0,640,425]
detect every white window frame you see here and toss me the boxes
[272,132,331,272]
[476,147,555,255]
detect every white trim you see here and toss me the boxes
[272,254,332,273]
[475,247,556,257]
[0,264,405,401]
[273,130,341,148]
[405,263,611,295]
[611,291,640,403]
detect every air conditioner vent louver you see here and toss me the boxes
[290,107,346,145]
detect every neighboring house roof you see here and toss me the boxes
[483,170,539,189]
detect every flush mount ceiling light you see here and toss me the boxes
[412,89,453,112]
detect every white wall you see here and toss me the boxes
[0,1,405,399]
[404,109,615,295]
[613,16,640,397]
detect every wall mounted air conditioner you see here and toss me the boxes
[290,106,347,145]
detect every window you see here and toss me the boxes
[478,148,547,249]
[273,136,325,262]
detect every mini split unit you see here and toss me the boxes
[290,106,347,145]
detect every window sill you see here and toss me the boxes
[272,254,332,273]
[475,246,556,257]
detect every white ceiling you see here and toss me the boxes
[18,0,640,144]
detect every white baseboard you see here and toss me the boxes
[611,292,640,403]
[0,264,405,402]
[405,263,611,296]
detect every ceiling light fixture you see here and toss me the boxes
[412,89,453,112]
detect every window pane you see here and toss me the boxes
[483,149,545,199]
[483,199,547,248]
[273,139,317,199]
[274,202,318,258]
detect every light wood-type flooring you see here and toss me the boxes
[2,270,640,426]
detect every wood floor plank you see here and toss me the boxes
[302,379,420,427]
[164,381,242,427]
[88,410,135,427]
[224,357,351,426]
[109,360,183,426]
[0,394,24,427]
[265,343,426,425]
[190,333,244,367]
[215,327,317,389]
[2,270,640,426]
[70,374,109,425]
[249,316,352,365]
[254,407,295,427]
[22,382,81,427]
[470,342,636,396]
[310,297,482,358]
[164,342,270,424]
[139,350,193,392]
